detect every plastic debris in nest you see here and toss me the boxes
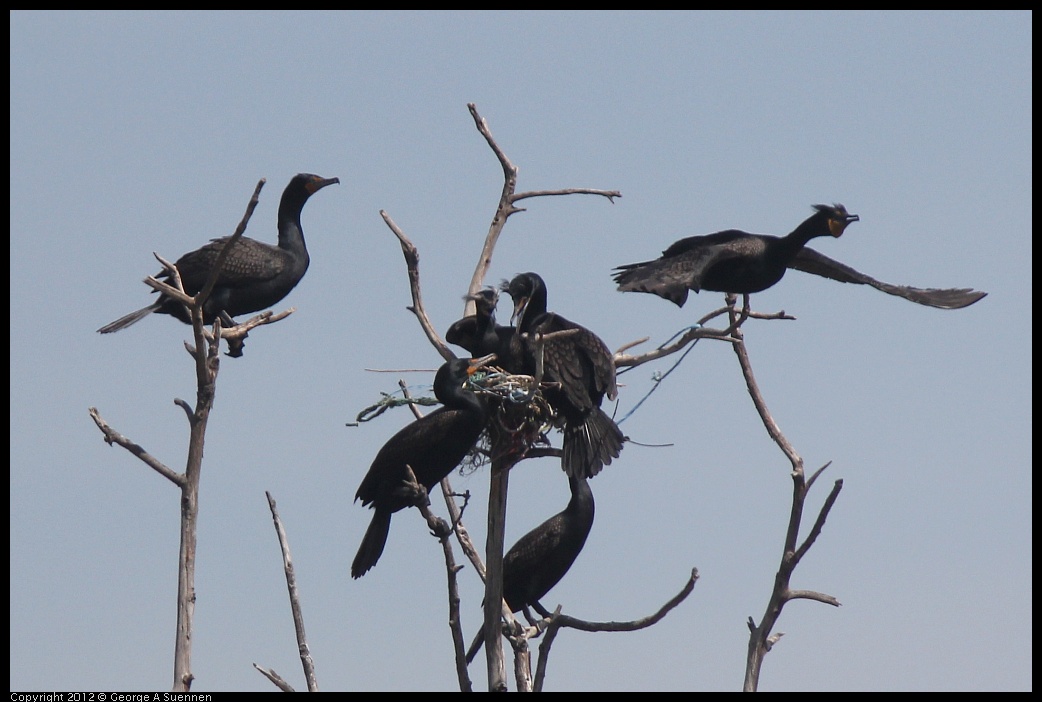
[465,365,555,468]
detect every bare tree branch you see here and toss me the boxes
[90,179,269,692]
[87,407,184,486]
[252,664,295,692]
[398,381,475,692]
[512,187,621,204]
[532,568,700,691]
[379,210,454,362]
[722,294,843,692]
[262,491,318,692]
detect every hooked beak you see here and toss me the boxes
[829,212,859,238]
[306,175,340,194]
[509,295,529,327]
[467,353,498,374]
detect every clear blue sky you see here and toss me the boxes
[10,11,1031,692]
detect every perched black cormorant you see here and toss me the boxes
[502,475,595,615]
[503,272,624,479]
[612,203,986,309]
[465,475,596,664]
[445,287,523,371]
[97,173,339,333]
[351,354,495,579]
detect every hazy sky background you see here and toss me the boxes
[10,11,1031,692]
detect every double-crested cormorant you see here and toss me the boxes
[612,203,986,309]
[445,287,523,371]
[466,475,595,663]
[351,354,495,579]
[502,475,595,615]
[97,173,339,333]
[503,272,624,479]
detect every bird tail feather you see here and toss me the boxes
[351,508,393,579]
[96,302,162,334]
[562,408,625,479]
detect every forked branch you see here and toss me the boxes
[724,294,843,692]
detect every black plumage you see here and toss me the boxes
[503,272,624,479]
[787,246,987,309]
[97,173,339,333]
[445,287,523,372]
[351,355,494,579]
[502,475,595,615]
[613,203,986,309]
[466,474,595,663]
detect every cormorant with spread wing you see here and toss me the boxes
[98,173,339,333]
[612,203,986,309]
[351,354,495,579]
[503,272,624,479]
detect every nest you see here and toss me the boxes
[464,366,556,471]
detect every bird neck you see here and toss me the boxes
[434,365,486,417]
[518,286,548,333]
[567,476,595,517]
[277,197,309,255]
[780,213,831,255]
[445,384,484,417]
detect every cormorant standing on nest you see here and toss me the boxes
[97,173,340,333]
[351,354,495,579]
[466,474,595,663]
[445,287,523,371]
[612,203,986,309]
[503,272,624,479]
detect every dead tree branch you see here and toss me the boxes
[532,568,700,691]
[380,210,454,362]
[724,294,843,692]
[260,491,318,692]
[89,179,268,692]
[399,381,474,692]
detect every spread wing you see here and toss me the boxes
[612,231,752,307]
[789,247,987,310]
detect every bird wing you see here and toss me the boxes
[445,315,481,354]
[612,231,752,307]
[789,247,988,309]
[168,237,287,292]
[538,314,618,404]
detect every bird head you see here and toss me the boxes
[501,272,544,329]
[299,173,340,194]
[463,287,500,318]
[813,203,860,238]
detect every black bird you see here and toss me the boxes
[97,173,340,333]
[613,203,986,309]
[503,272,624,479]
[351,354,495,579]
[502,475,595,615]
[466,474,595,664]
[445,287,523,371]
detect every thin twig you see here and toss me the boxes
[88,407,184,487]
[262,491,318,692]
[379,210,454,362]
